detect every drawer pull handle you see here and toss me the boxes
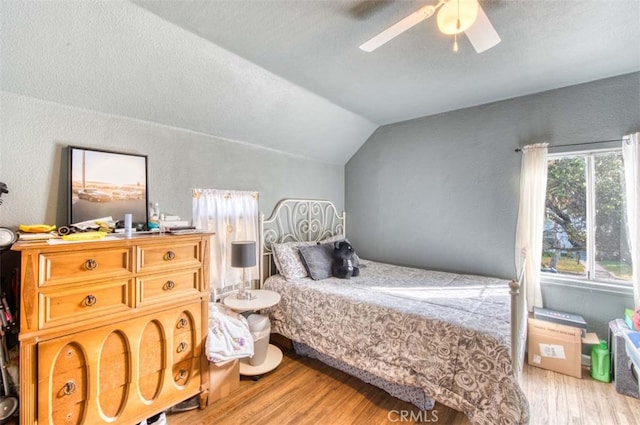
[177,369,187,379]
[84,295,97,307]
[164,251,176,261]
[84,259,97,270]
[177,341,188,353]
[177,318,188,329]
[63,380,76,395]
[164,280,175,290]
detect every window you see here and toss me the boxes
[542,149,632,284]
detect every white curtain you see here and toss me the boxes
[515,143,548,311]
[192,189,259,299]
[622,133,640,305]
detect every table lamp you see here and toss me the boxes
[231,241,256,300]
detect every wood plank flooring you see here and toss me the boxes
[169,347,640,425]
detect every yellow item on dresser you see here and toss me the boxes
[62,231,107,241]
[18,224,56,233]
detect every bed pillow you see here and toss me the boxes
[299,244,334,280]
[271,234,359,280]
[272,240,317,280]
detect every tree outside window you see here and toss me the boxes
[542,151,632,283]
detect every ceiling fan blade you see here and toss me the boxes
[464,4,500,53]
[359,5,435,52]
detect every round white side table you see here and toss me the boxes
[223,289,283,376]
[223,289,281,312]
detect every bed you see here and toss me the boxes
[259,199,528,425]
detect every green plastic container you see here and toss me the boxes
[590,339,611,382]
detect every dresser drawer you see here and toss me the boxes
[40,279,133,329]
[137,241,201,273]
[138,269,201,306]
[40,248,133,287]
[173,358,198,387]
[173,311,197,364]
[38,340,89,425]
[173,336,195,364]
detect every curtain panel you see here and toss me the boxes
[622,133,639,305]
[515,143,548,312]
[192,189,259,299]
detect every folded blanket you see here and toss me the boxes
[205,303,253,362]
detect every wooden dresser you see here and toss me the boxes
[12,233,212,425]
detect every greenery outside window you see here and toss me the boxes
[542,149,632,285]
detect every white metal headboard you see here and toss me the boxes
[259,199,345,285]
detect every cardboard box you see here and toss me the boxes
[207,359,239,406]
[527,318,598,378]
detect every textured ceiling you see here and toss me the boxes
[134,0,640,125]
[3,1,638,165]
[1,1,377,164]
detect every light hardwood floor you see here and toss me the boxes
[169,348,640,425]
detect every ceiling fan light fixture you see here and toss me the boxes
[437,0,479,35]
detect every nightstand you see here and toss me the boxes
[223,289,283,376]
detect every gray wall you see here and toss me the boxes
[0,92,344,228]
[0,0,358,228]
[346,72,640,337]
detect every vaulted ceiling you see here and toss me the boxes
[134,0,640,125]
[3,1,639,164]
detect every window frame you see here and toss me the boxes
[541,147,632,293]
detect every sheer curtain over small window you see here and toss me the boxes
[192,189,259,299]
[622,133,639,304]
[515,143,548,311]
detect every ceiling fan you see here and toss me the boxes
[359,0,500,53]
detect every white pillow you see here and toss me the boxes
[272,240,318,280]
[320,234,346,244]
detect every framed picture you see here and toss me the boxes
[68,146,148,228]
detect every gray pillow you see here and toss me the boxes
[299,244,334,280]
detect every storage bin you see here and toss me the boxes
[609,319,639,398]
[247,314,271,366]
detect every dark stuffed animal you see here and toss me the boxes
[332,240,360,279]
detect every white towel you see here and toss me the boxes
[205,303,254,362]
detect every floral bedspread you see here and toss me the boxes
[263,260,529,425]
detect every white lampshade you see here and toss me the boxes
[437,0,479,35]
